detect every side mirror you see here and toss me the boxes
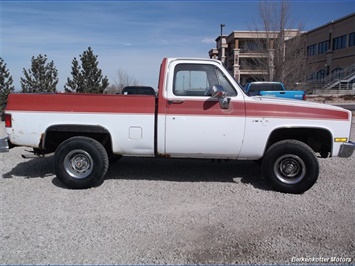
[211,85,230,109]
[211,85,225,98]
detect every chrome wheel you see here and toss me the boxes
[273,154,306,184]
[64,149,93,179]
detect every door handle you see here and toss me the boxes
[168,100,184,104]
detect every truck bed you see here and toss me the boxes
[6,93,157,155]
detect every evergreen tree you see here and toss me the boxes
[65,47,109,93]
[65,57,84,92]
[0,58,15,120]
[20,54,58,93]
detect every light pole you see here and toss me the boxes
[220,23,225,38]
[220,24,225,64]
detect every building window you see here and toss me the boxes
[333,35,347,50]
[240,40,266,52]
[332,67,344,80]
[349,32,355,47]
[308,72,316,81]
[316,69,325,82]
[307,44,317,56]
[318,40,329,54]
[240,58,266,70]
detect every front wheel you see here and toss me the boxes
[54,136,109,189]
[262,140,319,194]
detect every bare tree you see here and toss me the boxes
[247,0,308,88]
[105,69,140,94]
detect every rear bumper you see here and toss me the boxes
[0,137,10,152]
[338,141,355,158]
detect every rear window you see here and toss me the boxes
[122,86,156,95]
[248,83,283,93]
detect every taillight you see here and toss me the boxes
[5,114,12,128]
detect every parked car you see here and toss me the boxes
[244,81,306,100]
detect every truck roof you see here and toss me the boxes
[164,57,223,65]
[249,81,282,84]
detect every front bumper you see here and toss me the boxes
[0,137,10,152]
[338,141,355,158]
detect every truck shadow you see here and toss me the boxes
[2,156,55,179]
[105,157,271,191]
[1,156,271,191]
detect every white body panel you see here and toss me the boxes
[240,97,353,158]
[241,117,349,158]
[7,111,155,156]
[164,114,244,158]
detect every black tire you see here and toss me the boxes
[262,139,319,194]
[54,136,109,189]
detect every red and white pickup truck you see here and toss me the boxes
[1,58,354,193]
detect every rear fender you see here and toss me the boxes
[43,124,112,153]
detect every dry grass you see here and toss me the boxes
[306,94,355,103]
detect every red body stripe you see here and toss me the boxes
[164,100,348,120]
[157,58,168,114]
[245,102,349,120]
[166,99,246,116]
[7,93,156,114]
[6,93,349,121]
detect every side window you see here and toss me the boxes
[216,68,237,96]
[248,84,258,93]
[173,63,237,97]
[174,64,211,96]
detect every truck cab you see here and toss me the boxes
[157,58,246,158]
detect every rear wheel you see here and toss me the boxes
[262,140,319,194]
[54,136,109,189]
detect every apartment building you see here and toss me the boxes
[304,13,355,90]
[209,30,301,85]
[209,13,355,90]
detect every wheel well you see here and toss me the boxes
[42,125,113,155]
[266,127,332,157]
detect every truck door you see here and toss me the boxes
[164,61,246,158]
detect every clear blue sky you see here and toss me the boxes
[1,0,354,91]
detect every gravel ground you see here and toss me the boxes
[1,120,354,264]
